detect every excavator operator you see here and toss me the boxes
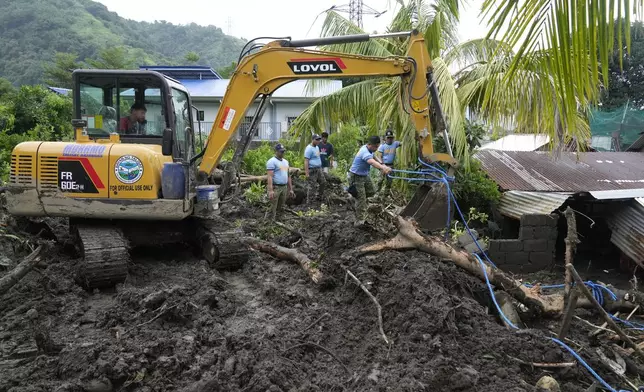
[119,102,147,134]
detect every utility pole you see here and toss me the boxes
[331,0,386,29]
[226,17,233,35]
[349,0,364,29]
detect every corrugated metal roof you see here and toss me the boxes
[181,79,343,99]
[478,134,550,151]
[607,199,644,265]
[139,65,222,80]
[475,151,644,192]
[498,191,571,220]
[47,86,71,95]
[590,189,644,200]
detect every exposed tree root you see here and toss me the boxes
[351,216,643,317]
[0,245,43,296]
[241,237,322,284]
[343,268,390,345]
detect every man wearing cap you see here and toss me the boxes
[304,134,326,203]
[266,143,295,222]
[319,132,334,175]
[375,130,402,195]
[349,135,393,225]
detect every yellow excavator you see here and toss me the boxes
[5,29,457,289]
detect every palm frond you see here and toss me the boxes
[432,56,469,163]
[481,0,644,142]
[443,38,513,70]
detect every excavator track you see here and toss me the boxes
[74,224,130,289]
[196,217,251,270]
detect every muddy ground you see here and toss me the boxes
[0,189,641,391]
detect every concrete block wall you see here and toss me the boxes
[487,214,558,273]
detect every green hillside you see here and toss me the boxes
[0,0,246,85]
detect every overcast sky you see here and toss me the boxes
[96,0,488,43]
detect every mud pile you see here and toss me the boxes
[0,198,627,391]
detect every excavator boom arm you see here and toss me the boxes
[197,30,455,179]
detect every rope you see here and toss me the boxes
[391,158,638,391]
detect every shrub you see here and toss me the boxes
[451,159,501,214]
[241,142,274,175]
[244,181,266,205]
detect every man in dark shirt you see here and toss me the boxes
[318,132,334,174]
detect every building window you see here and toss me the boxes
[287,116,298,129]
[240,116,258,137]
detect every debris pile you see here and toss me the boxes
[0,193,642,391]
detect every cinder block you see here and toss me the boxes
[489,252,506,265]
[488,240,501,253]
[546,214,559,227]
[505,252,530,265]
[523,239,548,252]
[519,226,535,240]
[529,251,554,266]
[547,240,557,252]
[521,214,549,226]
[549,229,559,240]
[533,226,553,239]
[499,240,523,252]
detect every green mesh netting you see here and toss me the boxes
[589,103,644,151]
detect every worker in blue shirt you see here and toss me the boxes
[265,143,295,222]
[304,133,326,203]
[375,129,402,195]
[349,135,392,225]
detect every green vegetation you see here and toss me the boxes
[445,207,490,248]
[0,83,73,181]
[0,0,246,86]
[244,182,266,205]
[240,139,305,176]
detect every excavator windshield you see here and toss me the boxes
[72,70,194,141]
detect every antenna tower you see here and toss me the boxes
[332,0,386,29]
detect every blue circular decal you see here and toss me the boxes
[114,155,144,184]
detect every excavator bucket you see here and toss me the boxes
[400,181,453,232]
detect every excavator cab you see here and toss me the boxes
[72,70,196,162]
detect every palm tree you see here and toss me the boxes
[290,0,641,166]
[291,0,472,170]
[480,0,643,153]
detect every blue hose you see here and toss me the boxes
[391,159,637,391]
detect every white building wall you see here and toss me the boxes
[274,101,315,136]
[192,99,320,140]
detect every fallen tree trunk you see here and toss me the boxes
[0,245,43,296]
[213,168,301,183]
[351,216,642,316]
[241,237,322,284]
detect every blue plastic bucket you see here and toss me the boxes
[196,185,217,201]
[161,162,185,199]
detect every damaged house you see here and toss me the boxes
[474,150,644,274]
